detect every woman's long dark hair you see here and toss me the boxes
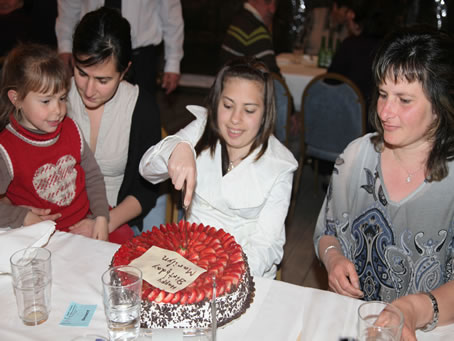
[195,57,276,173]
[370,26,454,181]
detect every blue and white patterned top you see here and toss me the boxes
[313,133,454,302]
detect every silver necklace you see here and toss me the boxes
[227,161,235,173]
[227,156,244,173]
[393,152,425,183]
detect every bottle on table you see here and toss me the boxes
[324,35,334,68]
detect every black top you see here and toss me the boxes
[117,87,161,230]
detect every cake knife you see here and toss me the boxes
[181,180,188,222]
[211,275,217,341]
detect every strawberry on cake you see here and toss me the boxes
[112,221,255,329]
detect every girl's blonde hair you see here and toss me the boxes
[0,43,70,130]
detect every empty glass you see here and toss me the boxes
[10,247,52,326]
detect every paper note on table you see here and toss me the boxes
[59,302,96,327]
[130,246,206,293]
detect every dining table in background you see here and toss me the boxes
[277,53,326,112]
[0,229,453,341]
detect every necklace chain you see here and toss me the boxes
[227,156,245,173]
[392,151,425,183]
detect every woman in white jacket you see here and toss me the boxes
[139,58,298,278]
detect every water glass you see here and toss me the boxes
[102,266,142,341]
[10,247,52,326]
[357,301,403,341]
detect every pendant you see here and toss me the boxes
[406,175,411,183]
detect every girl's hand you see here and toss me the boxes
[69,217,108,241]
[69,218,95,238]
[25,207,61,222]
[22,207,61,226]
[324,248,364,298]
[3,199,61,225]
[168,142,197,208]
[92,216,108,241]
[23,211,46,226]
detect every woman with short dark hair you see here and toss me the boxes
[314,26,454,339]
[67,7,161,242]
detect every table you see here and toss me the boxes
[1,231,453,340]
[277,53,326,112]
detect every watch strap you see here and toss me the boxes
[420,291,439,332]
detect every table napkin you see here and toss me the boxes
[0,220,56,272]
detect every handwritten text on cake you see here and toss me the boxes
[130,246,207,293]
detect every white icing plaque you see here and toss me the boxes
[130,246,206,294]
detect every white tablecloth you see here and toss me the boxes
[1,231,453,340]
[277,53,326,112]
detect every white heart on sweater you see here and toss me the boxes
[32,155,77,206]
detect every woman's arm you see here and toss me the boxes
[139,105,207,207]
[318,234,363,298]
[313,136,367,297]
[385,281,454,340]
[108,195,141,233]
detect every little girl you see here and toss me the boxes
[0,43,109,240]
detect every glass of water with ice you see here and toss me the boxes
[102,266,142,341]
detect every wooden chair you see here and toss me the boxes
[288,73,366,220]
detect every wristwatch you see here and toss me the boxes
[420,291,439,332]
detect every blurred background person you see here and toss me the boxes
[328,0,400,129]
[55,0,184,95]
[303,0,357,56]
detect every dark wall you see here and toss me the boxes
[180,0,245,75]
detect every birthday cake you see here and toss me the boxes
[112,221,255,328]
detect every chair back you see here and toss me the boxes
[271,72,294,147]
[301,73,366,162]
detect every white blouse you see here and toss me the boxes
[67,79,138,206]
[139,105,298,278]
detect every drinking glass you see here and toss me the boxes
[10,247,52,326]
[102,266,142,341]
[357,301,403,341]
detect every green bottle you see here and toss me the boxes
[325,35,334,68]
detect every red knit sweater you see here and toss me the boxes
[0,116,89,231]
